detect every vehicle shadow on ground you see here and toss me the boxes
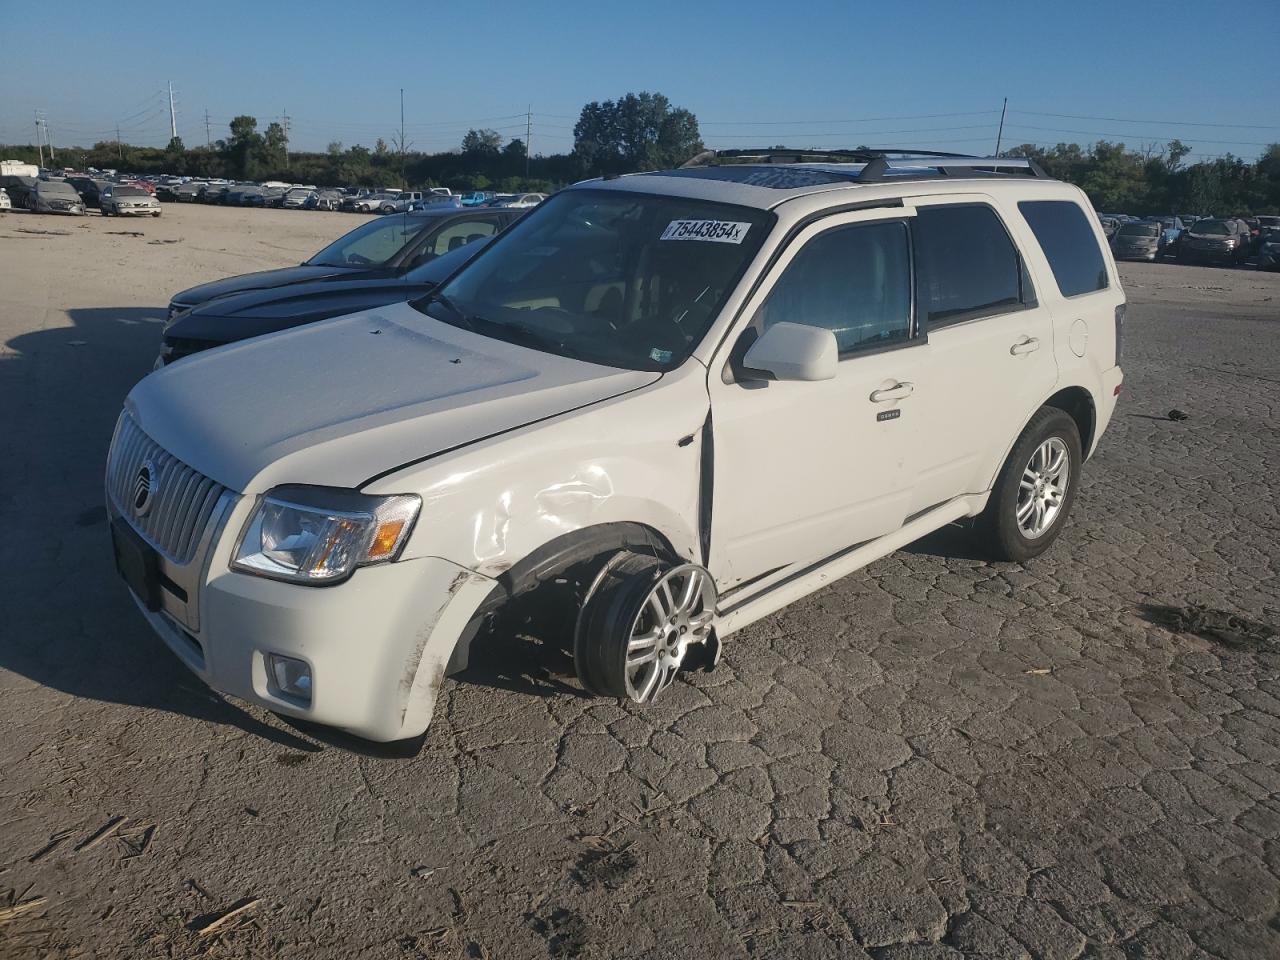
[900,519,992,562]
[0,306,324,753]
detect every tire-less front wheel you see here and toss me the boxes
[575,553,716,703]
[978,407,1083,562]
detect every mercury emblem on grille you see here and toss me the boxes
[133,460,157,518]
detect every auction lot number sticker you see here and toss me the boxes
[660,219,752,244]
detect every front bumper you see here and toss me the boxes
[1182,245,1238,262]
[110,489,496,741]
[115,206,161,216]
[1114,249,1158,262]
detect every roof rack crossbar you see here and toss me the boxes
[681,148,1047,182]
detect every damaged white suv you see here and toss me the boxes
[107,150,1125,742]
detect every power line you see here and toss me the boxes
[1003,123,1275,147]
[1010,109,1279,131]
[697,109,1002,126]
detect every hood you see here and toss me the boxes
[165,278,434,343]
[170,263,393,308]
[127,302,660,493]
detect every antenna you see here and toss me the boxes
[995,97,1008,156]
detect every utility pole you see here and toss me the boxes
[204,109,212,148]
[525,105,532,178]
[399,88,406,184]
[116,124,123,163]
[281,109,291,168]
[34,112,44,168]
[994,97,1008,156]
[168,80,177,141]
[46,118,55,164]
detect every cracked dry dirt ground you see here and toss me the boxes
[1,207,1278,959]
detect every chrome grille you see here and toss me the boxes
[107,415,227,563]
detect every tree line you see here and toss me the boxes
[3,91,1277,214]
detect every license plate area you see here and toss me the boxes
[111,518,161,611]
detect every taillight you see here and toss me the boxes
[1114,303,1126,365]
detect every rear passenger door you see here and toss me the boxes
[905,198,1058,510]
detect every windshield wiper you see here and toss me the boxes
[416,291,481,332]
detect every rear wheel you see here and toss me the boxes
[574,554,717,703]
[977,407,1082,562]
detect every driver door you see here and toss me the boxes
[707,208,926,590]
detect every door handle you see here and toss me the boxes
[870,381,914,402]
[1010,336,1040,356]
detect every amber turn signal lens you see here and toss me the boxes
[367,520,407,559]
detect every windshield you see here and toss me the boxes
[115,186,148,197]
[40,181,80,196]
[1119,223,1160,238]
[307,214,425,266]
[1192,220,1232,236]
[1257,216,1280,227]
[405,236,493,283]
[422,189,771,371]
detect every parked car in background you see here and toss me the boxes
[307,189,344,211]
[1257,230,1280,271]
[66,176,105,208]
[0,187,10,211]
[165,205,522,318]
[351,191,401,213]
[1144,216,1184,255]
[460,191,496,206]
[201,183,230,204]
[28,179,86,215]
[155,183,180,202]
[0,175,36,208]
[100,184,162,217]
[174,182,206,202]
[159,235,492,366]
[282,187,316,209]
[1111,221,1162,261]
[1177,218,1252,265]
[1097,216,1121,240]
[492,192,546,208]
[1256,215,1280,234]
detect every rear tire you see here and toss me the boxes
[977,407,1082,563]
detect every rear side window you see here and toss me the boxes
[1019,200,1110,297]
[913,205,1026,328]
[756,220,912,354]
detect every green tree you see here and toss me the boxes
[263,121,288,169]
[164,136,186,173]
[461,128,503,156]
[573,92,703,175]
[223,115,263,178]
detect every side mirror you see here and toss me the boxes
[741,322,838,382]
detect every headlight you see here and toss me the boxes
[232,485,420,584]
[165,302,191,331]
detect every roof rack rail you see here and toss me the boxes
[680,148,1048,181]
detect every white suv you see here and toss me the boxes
[107,150,1125,742]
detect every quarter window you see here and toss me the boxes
[755,221,912,354]
[1018,200,1109,297]
[914,205,1026,328]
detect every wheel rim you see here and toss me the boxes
[1017,437,1070,539]
[623,565,715,704]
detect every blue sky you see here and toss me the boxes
[2,0,1276,161]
